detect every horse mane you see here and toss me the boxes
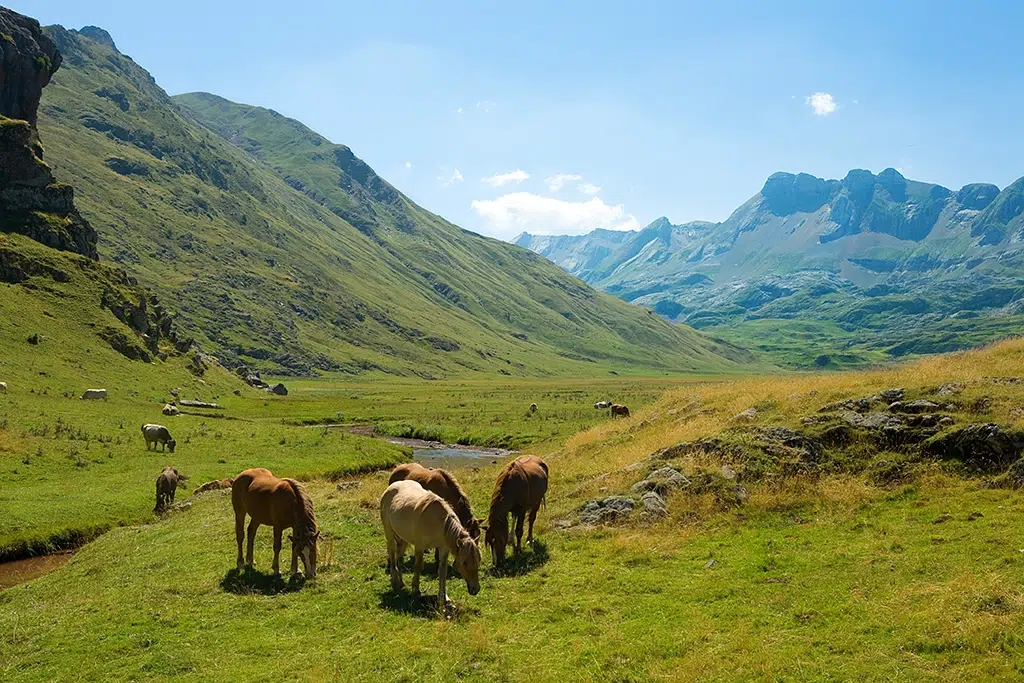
[284,478,317,536]
[437,468,474,523]
[442,509,475,558]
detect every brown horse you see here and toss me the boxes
[232,468,319,578]
[484,455,548,567]
[389,463,482,542]
[610,404,630,417]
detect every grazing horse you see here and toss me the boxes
[380,480,481,609]
[484,455,548,567]
[232,468,319,578]
[610,404,630,417]
[389,463,482,543]
[154,466,187,511]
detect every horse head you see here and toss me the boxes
[465,517,484,544]
[454,537,481,596]
[484,518,508,568]
[290,527,319,578]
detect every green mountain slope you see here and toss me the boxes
[519,168,1024,368]
[36,27,750,377]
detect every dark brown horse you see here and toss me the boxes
[484,455,548,567]
[232,468,319,578]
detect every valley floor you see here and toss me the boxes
[4,342,1024,680]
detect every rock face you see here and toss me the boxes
[577,496,635,525]
[0,8,97,258]
[925,423,1024,473]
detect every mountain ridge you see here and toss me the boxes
[518,167,1024,367]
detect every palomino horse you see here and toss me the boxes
[232,468,319,578]
[484,455,548,567]
[380,479,481,608]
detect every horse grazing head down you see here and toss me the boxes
[484,516,509,568]
[465,516,483,544]
[454,535,482,595]
[290,525,319,578]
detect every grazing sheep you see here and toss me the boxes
[610,404,630,417]
[162,402,179,416]
[142,424,176,452]
[595,401,611,409]
[529,403,537,414]
[155,466,188,511]
[0,382,7,394]
[81,389,107,400]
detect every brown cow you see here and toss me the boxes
[610,404,630,417]
[484,455,549,567]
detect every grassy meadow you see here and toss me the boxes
[5,339,1024,679]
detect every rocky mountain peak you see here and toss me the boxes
[76,26,117,52]
[0,8,62,126]
[956,183,1000,211]
[761,171,834,215]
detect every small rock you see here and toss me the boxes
[938,416,955,427]
[732,407,758,422]
[967,511,984,521]
[733,484,749,503]
[336,481,361,491]
[879,388,905,403]
[578,496,636,525]
[720,465,737,481]
[889,399,939,414]
[704,558,717,569]
[933,513,954,524]
[935,383,963,397]
[640,491,667,517]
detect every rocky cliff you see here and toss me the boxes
[0,8,96,258]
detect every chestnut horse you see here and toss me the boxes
[484,455,548,567]
[380,479,481,608]
[232,468,319,578]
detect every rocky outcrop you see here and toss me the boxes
[0,8,97,258]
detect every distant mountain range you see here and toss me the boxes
[517,169,1024,367]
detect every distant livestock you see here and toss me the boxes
[595,401,611,409]
[0,382,6,394]
[529,403,537,414]
[155,466,188,511]
[81,389,107,400]
[610,404,630,418]
[485,455,549,567]
[193,477,234,495]
[232,468,319,578]
[162,402,179,416]
[142,424,176,452]
[380,479,482,608]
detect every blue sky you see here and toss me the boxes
[16,0,1024,239]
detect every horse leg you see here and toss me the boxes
[527,506,538,545]
[291,538,299,575]
[411,548,424,594]
[389,540,405,593]
[514,511,525,555]
[235,512,245,568]
[272,526,283,575]
[437,547,450,610]
[245,519,259,567]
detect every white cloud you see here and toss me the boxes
[405,161,412,169]
[471,192,639,239]
[456,107,463,114]
[481,169,530,187]
[805,92,838,116]
[476,100,496,112]
[438,167,463,186]
[544,173,582,191]
[578,182,601,195]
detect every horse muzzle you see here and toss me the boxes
[467,583,480,596]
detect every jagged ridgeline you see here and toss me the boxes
[33,24,751,377]
[0,8,187,378]
[519,169,1024,368]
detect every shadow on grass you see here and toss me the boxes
[220,566,306,596]
[379,588,444,619]
[490,539,549,577]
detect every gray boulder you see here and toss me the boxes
[640,491,667,518]
[578,496,635,525]
[269,383,288,396]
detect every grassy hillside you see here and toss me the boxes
[7,340,1024,679]
[35,26,750,379]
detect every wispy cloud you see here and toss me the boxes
[471,192,639,239]
[544,173,582,191]
[481,169,530,187]
[805,92,838,116]
[456,107,463,114]
[578,182,601,195]
[476,100,496,112]
[438,167,463,186]
[405,161,412,169]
